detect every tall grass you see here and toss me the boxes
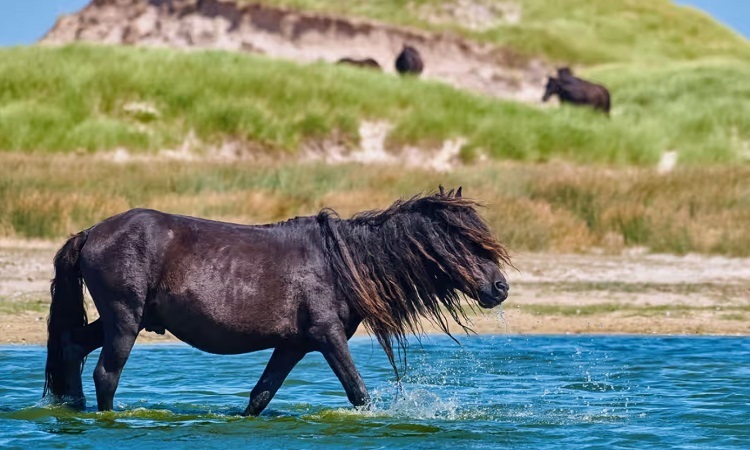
[4,154,750,256]
[1,46,750,165]
[250,0,750,64]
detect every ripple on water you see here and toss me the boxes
[0,336,749,449]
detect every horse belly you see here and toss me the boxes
[151,292,299,355]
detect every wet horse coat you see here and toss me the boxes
[44,188,510,414]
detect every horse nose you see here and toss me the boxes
[494,280,509,300]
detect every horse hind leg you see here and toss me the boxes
[67,319,104,359]
[48,319,105,409]
[243,347,305,416]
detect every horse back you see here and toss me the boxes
[79,208,343,354]
[79,208,173,295]
[559,77,610,112]
[80,208,326,292]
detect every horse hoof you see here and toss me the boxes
[60,395,86,410]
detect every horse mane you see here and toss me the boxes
[316,187,510,376]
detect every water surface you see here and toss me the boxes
[1,335,748,449]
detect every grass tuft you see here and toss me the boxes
[0,46,749,166]
[4,155,750,256]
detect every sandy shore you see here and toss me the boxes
[1,240,748,344]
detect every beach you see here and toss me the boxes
[2,240,748,344]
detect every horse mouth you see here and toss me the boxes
[478,290,505,309]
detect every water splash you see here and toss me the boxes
[366,383,464,420]
[494,306,510,335]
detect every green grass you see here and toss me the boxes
[250,0,750,64]
[1,3,749,257]
[719,313,748,321]
[515,303,750,317]
[0,297,48,314]
[1,45,750,166]
[517,281,750,297]
[4,154,750,256]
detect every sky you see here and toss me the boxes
[0,0,748,46]
[0,0,89,46]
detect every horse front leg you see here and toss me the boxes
[314,324,370,408]
[243,347,306,416]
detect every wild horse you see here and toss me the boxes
[43,187,511,415]
[542,67,611,115]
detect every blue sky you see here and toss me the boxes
[0,0,89,46]
[675,0,750,39]
[0,0,748,46]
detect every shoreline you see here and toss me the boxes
[2,245,749,344]
[2,331,748,348]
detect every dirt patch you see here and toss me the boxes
[95,121,467,171]
[302,121,465,172]
[2,242,748,345]
[41,0,547,103]
[416,0,521,31]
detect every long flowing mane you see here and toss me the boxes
[316,188,511,375]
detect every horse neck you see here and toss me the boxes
[339,213,457,285]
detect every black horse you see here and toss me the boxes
[43,187,510,415]
[542,68,611,114]
[395,45,424,76]
[336,57,382,70]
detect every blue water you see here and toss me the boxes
[1,335,749,449]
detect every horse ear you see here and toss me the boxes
[439,185,445,196]
[456,186,462,198]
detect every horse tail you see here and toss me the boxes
[44,229,90,401]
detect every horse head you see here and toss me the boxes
[557,67,574,78]
[435,186,509,308]
[542,76,560,102]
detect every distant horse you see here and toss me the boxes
[542,68,611,114]
[43,187,511,415]
[395,45,424,76]
[336,57,382,70]
[556,67,574,79]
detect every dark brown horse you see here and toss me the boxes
[542,68,611,114]
[43,187,511,415]
[395,45,424,76]
[336,57,382,70]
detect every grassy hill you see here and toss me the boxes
[1,45,749,165]
[253,0,750,64]
[2,0,750,255]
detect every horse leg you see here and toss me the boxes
[58,319,104,405]
[243,347,305,416]
[93,303,142,411]
[67,319,104,359]
[48,320,104,409]
[314,324,369,408]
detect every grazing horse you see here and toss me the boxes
[336,57,382,70]
[43,187,511,415]
[557,67,574,79]
[395,45,424,76]
[542,68,611,114]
